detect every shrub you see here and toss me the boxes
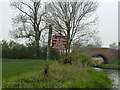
[62,56,73,64]
[39,46,61,60]
[50,48,61,60]
[61,53,93,66]
[72,53,93,66]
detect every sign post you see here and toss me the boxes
[44,33,67,80]
[44,25,52,80]
[52,35,67,50]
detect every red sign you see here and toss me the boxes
[52,35,67,50]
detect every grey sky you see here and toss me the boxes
[97,1,118,47]
[0,0,119,47]
[119,1,120,43]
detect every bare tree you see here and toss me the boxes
[72,30,98,49]
[71,30,98,50]
[109,43,118,50]
[10,0,47,57]
[92,37,102,47]
[47,0,99,55]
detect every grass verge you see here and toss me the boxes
[2,60,112,88]
[101,58,120,68]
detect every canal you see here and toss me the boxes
[94,67,119,89]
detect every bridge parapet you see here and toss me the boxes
[72,48,118,64]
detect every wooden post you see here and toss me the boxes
[44,24,52,80]
[66,48,67,56]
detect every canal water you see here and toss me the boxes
[94,67,120,89]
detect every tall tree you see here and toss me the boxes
[47,0,99,55]
[10,0,47,57]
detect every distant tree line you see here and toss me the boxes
[1,40,61,60]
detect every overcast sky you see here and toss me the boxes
[0,0,119,47]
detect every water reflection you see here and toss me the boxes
[94,67,119,89]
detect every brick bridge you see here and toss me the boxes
[73,48,118,64]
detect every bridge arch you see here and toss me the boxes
[92,54,108,64]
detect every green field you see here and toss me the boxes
[2,59,46,81]
[2,59,112,88]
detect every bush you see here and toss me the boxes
[39,46,61,60]
[62,56,73,64]
[61,53,93,66]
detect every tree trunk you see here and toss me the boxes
[68,41,70,56]
[35,30,41,58]
[68,39,72,56]
[67,29,70,56]
[36,40,39,58]
[66,48,67,56]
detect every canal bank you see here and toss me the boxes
[93,65,120,70]
[94,67,120,89]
